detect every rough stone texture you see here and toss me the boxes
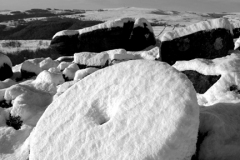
[29,60,199,160]
[161,28,234,65]
[161,18,234,65]
[233,28,240,39]
[173,53,240,105]
[50,18,156,55]
[198,102,240,160]
[182,70,221,94]
[0,53,13,81]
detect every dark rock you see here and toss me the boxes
[0,100,12,108]
[161,28,234,65]
[21,69,37,80]
[233,28,240,39]
[0,63,13,81]
[182,70,221,94]
[50,18,156,56]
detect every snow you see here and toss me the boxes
[234,37,240,50]
[0,125,32,160]
[0,79,16,90]
[74,68,99,80]
[62,63,79,80]
[53,17,154,39]
[199,102,240,159]
[35,70,64,86]
[173,52,240,105]
[39,57,59,70]
[161,18,233,42]
[29,60,199,160]
[21,59,43,75]
[0,40,50,54]
[57,61,72,71]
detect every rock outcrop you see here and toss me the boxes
[50,17,156,55]
[161,18,234,65]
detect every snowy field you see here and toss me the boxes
[1,7,240,160]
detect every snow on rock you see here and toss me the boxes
[54,80,77,100]
[35,70,64,86]
[0,79,17,90]
[56,56,74,62]
[20,59,43,79]
[29,60,199,160]
[62,63,79,81]
[0,124,32,160]
[173,52,240,105]
[74,47,160,67]
[39,57,59,70]
[198,102,240,160]
[160,18,234,65]
[0,53,13,81]
[48,67,61,74]
[234,37,240,50]
[74,68,99,80]
[4,78,57,126]
[57,61,72,71]
[51,17,156,55]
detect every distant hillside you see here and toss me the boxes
[0,8,85,22]
[0,17,103,40]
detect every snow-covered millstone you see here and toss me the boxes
[50,17,156,55]
[0,53,13,81]
[160,18,234,65]
[173,52,240,105]
[198,102,240,160]
[29,60,199,160]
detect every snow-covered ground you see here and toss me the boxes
[1,7,240,160]
[0,40,50,53]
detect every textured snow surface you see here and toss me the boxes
[161,18,233,41]
[29,60,199,160]
[74,47,160,66]
[199,102,240,160]
[173,52,240,105]
[74,68,99,80]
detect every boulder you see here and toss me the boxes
[29,60,199,160]
[173,52,240,105]
[0,53,13,81]
[20,58,44,80]
[161,18,234,65]
[197,102,240,160]
[74,67,99,80]
[62,63,79,81]
[51,17,156,55]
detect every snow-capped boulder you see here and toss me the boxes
[54,80,77,100]
[29,60,199,160]
[0,79,17,90]
[62,63,79,81]
[197,102,240,160]
[51,17,156,55]
[35,70,64,86]
[57,61,72,71]
[173,52,240,105]
[4,78,57,126]
[56,56,74,62]
[161,18,234,65]
[0,53,13,81]
[74,67,99,80]
[39,57,59,70]
[21,59,43,79]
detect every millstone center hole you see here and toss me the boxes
[86,100,110,125]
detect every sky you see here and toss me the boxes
[1,0,240,13]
